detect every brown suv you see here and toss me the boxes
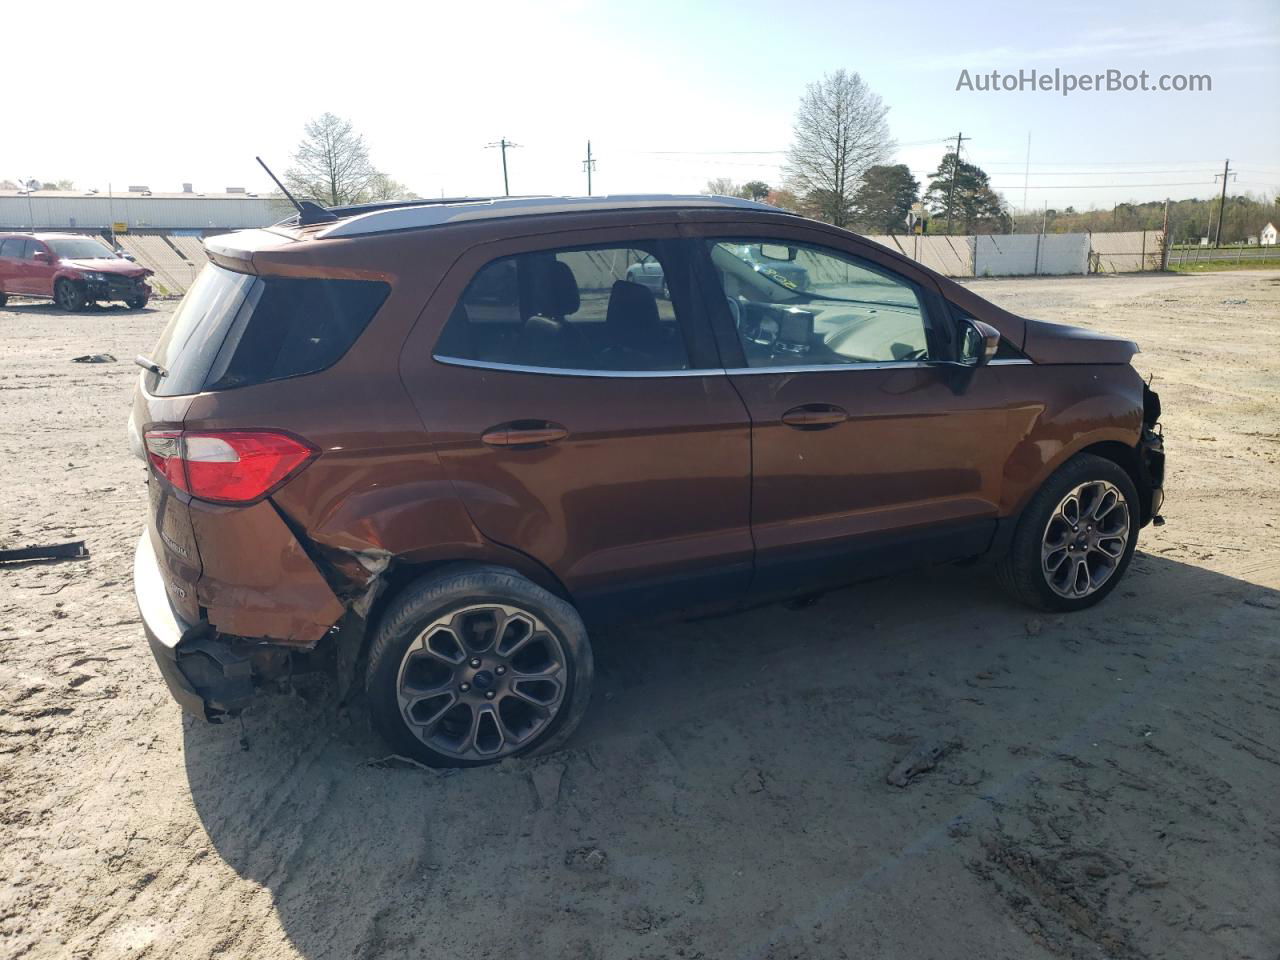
[131,195,1165,767]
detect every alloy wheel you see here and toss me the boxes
[395,603,568,762]
[1041,480,1131,599]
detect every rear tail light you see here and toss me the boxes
[143,429,316,504]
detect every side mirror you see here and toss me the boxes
[963,318,1001,366]
[32,250,52,263]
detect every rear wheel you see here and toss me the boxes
[997,453,1139,612]
[365,565,593,767]
[55,279,85,312]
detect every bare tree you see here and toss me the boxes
[702,177,742,197]
[285,113,399,206]
[785,70,893,227]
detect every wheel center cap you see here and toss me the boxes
[472,669,495,690]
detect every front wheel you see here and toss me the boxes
[997,453,1139,612]
[365,565,594,767]
[55,279,86,312]
[126,295,149,310]
[0,291,8,307]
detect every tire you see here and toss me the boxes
[997,453,1140,613]
[0,292,7,307]
[126,295,149,310]
[365,565,594,768]
[55,279,85,312]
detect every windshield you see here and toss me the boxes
[47,238,118,260]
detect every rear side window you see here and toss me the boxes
[1,237,29,258]
[145,263,389,396]
[434,243,692,372]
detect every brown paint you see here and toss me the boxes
[135,204,1161,648]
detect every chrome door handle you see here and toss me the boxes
[481,420,569,447]
[780,403,848,430]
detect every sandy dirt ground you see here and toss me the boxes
[1,270,1278,960]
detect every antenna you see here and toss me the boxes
[255,156,337,225]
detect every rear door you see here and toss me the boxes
[2,238,32,293]
[686,222,1014,595]
[400,226,753,620]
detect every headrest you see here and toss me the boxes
[605,279,661,333]
[523,258,580,318]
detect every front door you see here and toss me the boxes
[400,228,753,620]
[27,239,57,296]
[688,226,1015,595]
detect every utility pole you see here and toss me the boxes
[1212,159,1234,247]
[21,178,36,231]
[1022,131,1031,217]
[582,140,596,197]
[1161,198,1170,270]
[485,139,521,196]
[944,131,968,235]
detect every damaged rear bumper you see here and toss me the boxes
[134,533,254,721]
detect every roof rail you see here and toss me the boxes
[314,194,787,239]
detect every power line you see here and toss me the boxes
[988,181,1216,189]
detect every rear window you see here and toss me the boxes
[145,264,389,396]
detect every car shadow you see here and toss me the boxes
[182,552,1279,959]
[0,299,149,315]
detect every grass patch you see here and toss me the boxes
[1168,259,1280,273]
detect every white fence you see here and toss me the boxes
[865,230,1163,277]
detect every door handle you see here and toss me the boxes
[781,403,848,430]
[481,420,569,447]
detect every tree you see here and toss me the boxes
[284,113,411,207]
[785,70,893,227]
[703,177,741,197]
[765,187,802,213]
[741,180,770,202]
[850,164,918,233]
[923,153,1009,234]
[365,174,418,202]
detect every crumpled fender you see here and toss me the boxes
[189,498,345,647]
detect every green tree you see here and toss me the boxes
[923,153,1009,234]
[785,69,893,227]
[850,164,918,233]
[741,180,771,202]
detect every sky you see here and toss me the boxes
[7,0,1279,212]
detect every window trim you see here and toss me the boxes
[430,353,1032,379]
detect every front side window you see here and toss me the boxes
[435,243,691,372]
[705,239,932,368]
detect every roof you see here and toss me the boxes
[311,194,788,239]
[0,190,273,200]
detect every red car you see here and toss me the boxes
[0,232,152,310]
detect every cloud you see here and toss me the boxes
[931,20,1278,69]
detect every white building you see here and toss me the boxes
[0,188,290,233]
[1261,222,1278,246]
